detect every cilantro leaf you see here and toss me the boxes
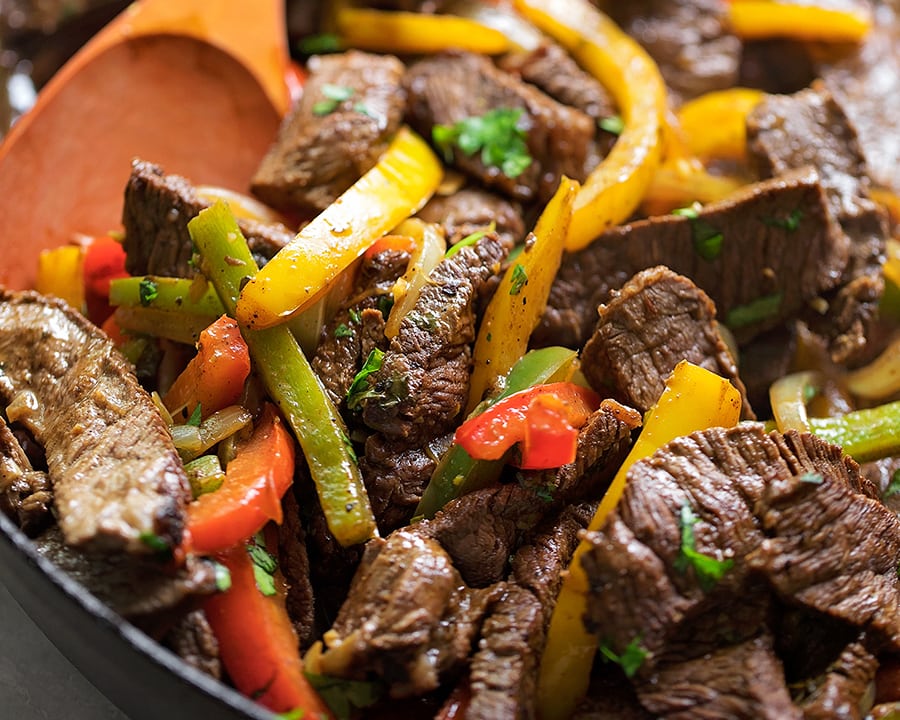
[334,323,353,339]
[599,636,648,678]
[432,108,533,179]
[598,114,625,135]
[186,403,203,427]
[138,278,159,306]
[313,84,355,116]
[346,348,385,411]
[674,502,733,591]
[248,536,278,597]
[725,293,783,330]
[673,204,723,260]
[762,208,803,232]
[304,673,384,720]
[509,263,528,295]
[139,531,171,556]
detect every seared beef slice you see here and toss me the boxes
[0,290,190,552]
[581,266,754,419]
[404,51,596,203]
[0,415,52,535]
[538,167,848,349]
[251,51,407,214]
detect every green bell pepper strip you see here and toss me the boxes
[807,400,900,464]
[108,275,226,316]
[188,202,377,547]
[414,345,578,519]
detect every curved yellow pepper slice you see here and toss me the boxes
[642,158,746,216]
[536,361,742,720]
[466,177,578,415]
[727,1,872,43]
[335,7,511,55]
[236,126,442,330]
[677,87,765,162]
[514,0,666,251]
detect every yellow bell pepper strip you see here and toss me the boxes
[335,7,511,55]
[642,158,746,216]
[163,314,252,422]
[514,0,666,251]
[108,276,226,317]
[536,361,742,720]
[415,346,578,520]
[676,88,765,162]
[727,1,872,42]
[455,382,601,470]
[190,202,377,547]
[466,177,577,413]
[35,245,85,312]
[236,126,442,330]
[807,401,900,464]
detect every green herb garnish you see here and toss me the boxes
[334,323,353,339]
[445,223,494,258]
[296,33,342,55]
[673,204,723,260]
[138,278,159,306]
[509,263,528,295]
[346,348,385,411]
[884,469,900,499]
[248,535,278,597]
[304,673,384,720]
[762,208,803,232]
[674,502,734,591]
[313,84,355,116]
[725,293,783,329]
[598,636,648,678]
[139,531,171,554]
[598,114,625,135]
[799,472,824,485]
[432,107,533,179]
[186,403,203,427]
[212,561,232,592]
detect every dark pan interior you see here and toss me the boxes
[0,511,276,720]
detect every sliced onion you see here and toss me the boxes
[384,220,447,339]
[196,185,288,226]
[769,371,823,433]
[845,336,900,400]
[175,405,253,462]
[444,0,544,51]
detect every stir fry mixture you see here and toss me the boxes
[4,0,900,718]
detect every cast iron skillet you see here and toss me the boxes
[0,511,276,720]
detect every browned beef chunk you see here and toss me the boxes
[0,415,52,536]
[277,489,316,651]
[606,0,741,105]
[466,584,544,720]
[34,526,215,618]
[581,266,754,420]
[360,233,506,444]
[313,529,499,698]
[738,39,816,95]
[747,83,888,363]
[416,187,526,251]
[635,634,800,720]
[737,324,796,415]
[818,16,900,195]
[797,640,878,720]
[538,168,847,349]
[360,432,453,534]
[862,455,900,515]
[312,245,410,408]
[251,51,406,215]
[404,51,596,203]
[581,425,900,717]
[122,159,294,278]
[0,291,189,553]
[164,609,221,680]
[573,669,654,720]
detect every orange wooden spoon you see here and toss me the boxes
[0,0,290,290]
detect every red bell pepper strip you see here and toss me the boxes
[454,382,601,469]
[163,314,251,421]
[186,403,294,554]
[82,236,128,324]
[203,532,333,717]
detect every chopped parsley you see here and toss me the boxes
[334,323,353,339]
[762,208,803,232]
[725,293,783,330]
[348,308,361,324]
[598,636,648,678]
[432,107,533,179]
[598,114,625,135]
[509,263,528,295]
[674,502,734,591]
[673,204,723,261]
[186,403,203,427]
[884,469,900,499]
[139,531,171,555]
[212,561,232,592]
[304,673,384,720]
[248,535,278,597]
[138,278,159,306]
[296,33,342,55]
[346,348,385,411]
[313,84,355,116]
